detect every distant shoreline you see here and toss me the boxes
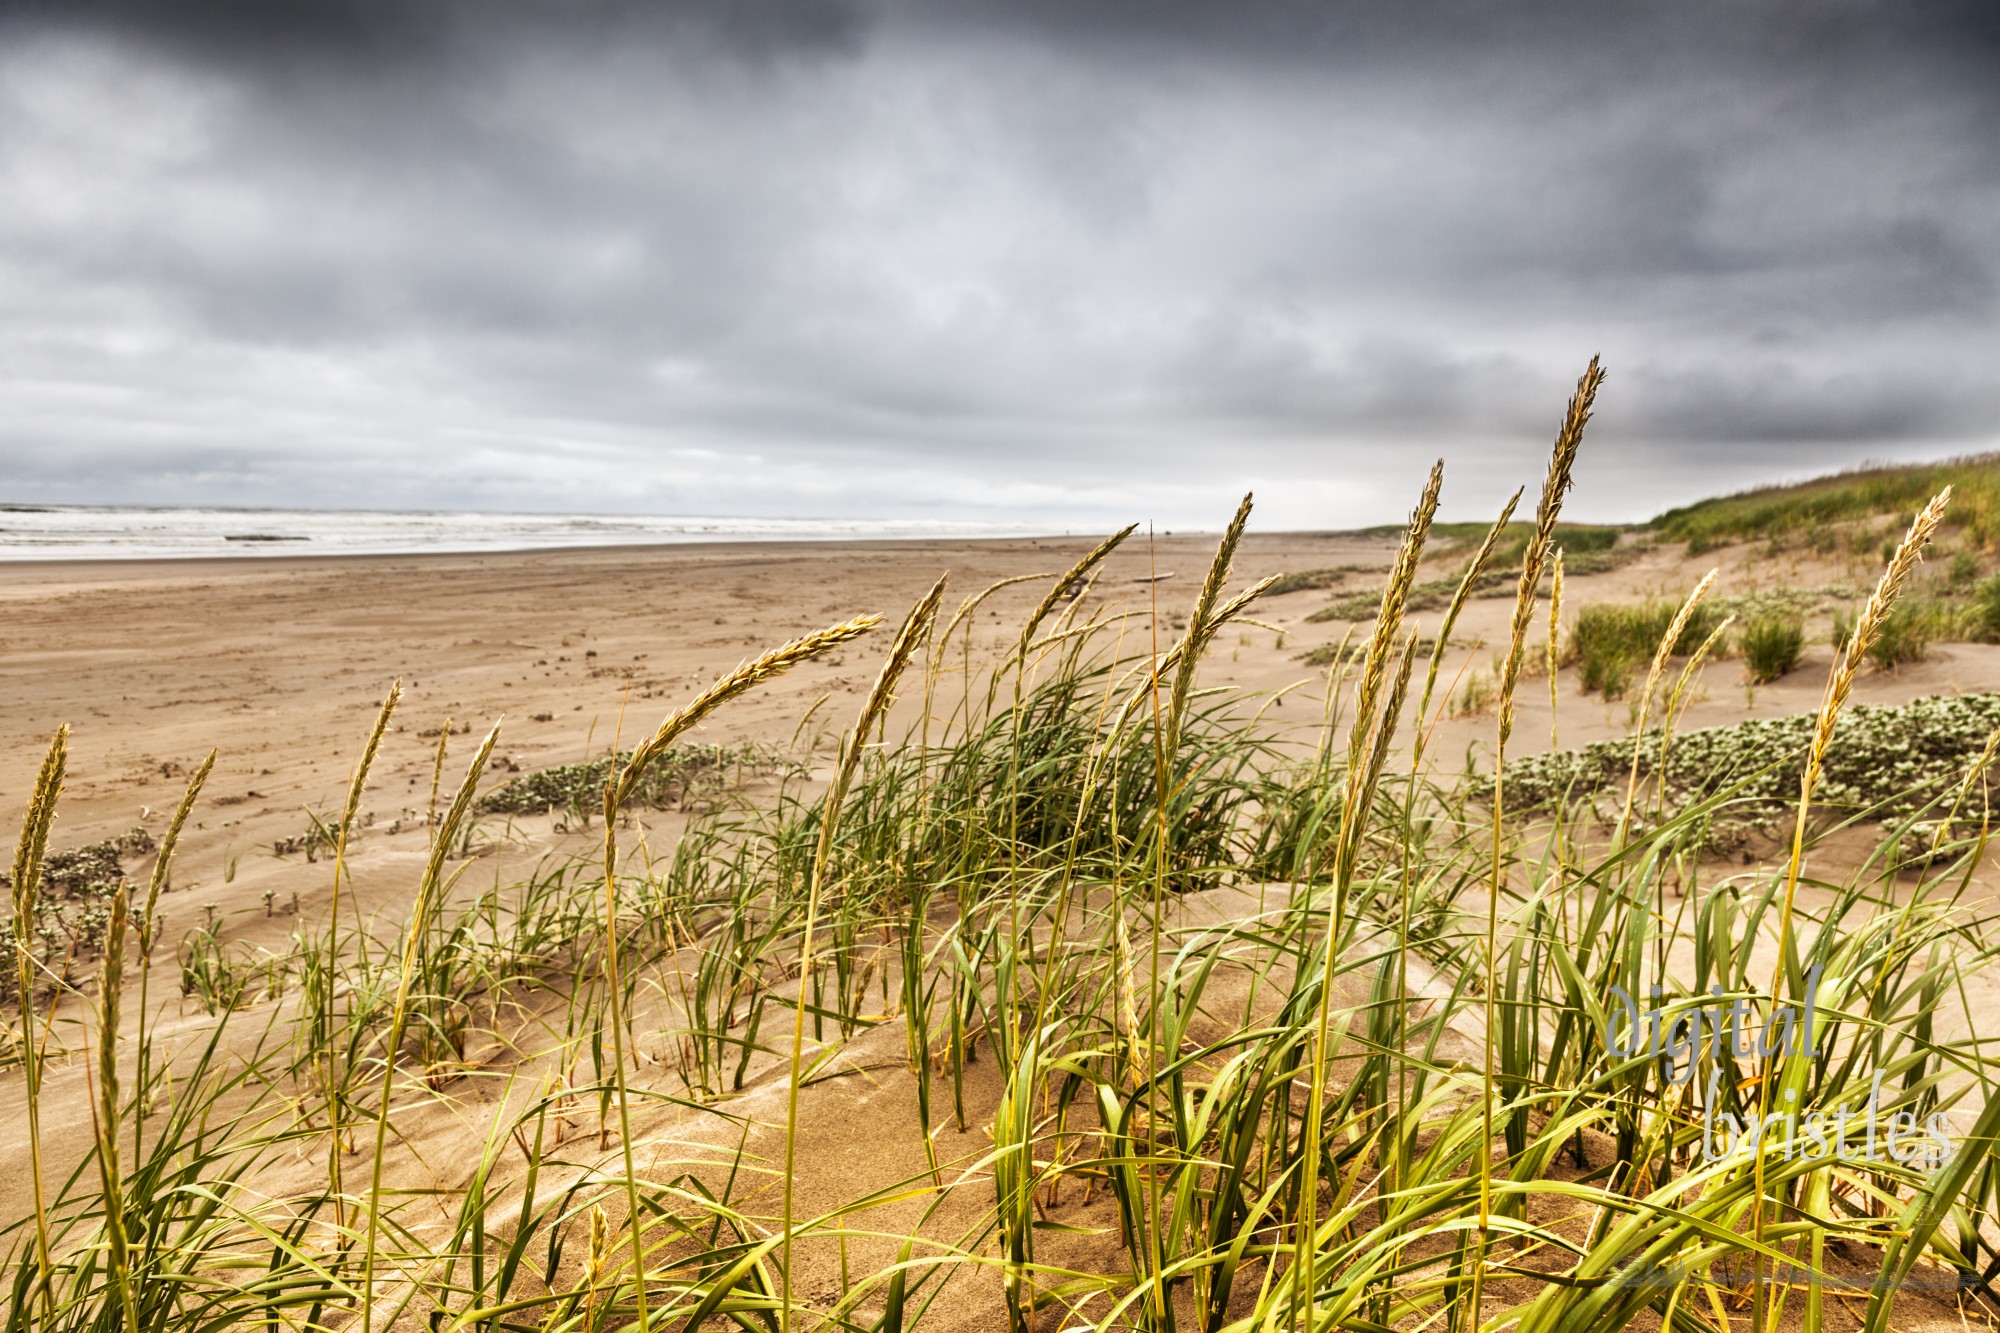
[0,532,1105,575]
[0,531,1081,565]
[0,503,1077,562]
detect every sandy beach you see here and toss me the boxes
[4,531,1397,906]
[9,526,2000,1330]
[12,527,2000,918]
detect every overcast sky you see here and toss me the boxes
[2,1,1996,529]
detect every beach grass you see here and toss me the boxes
[1651,452,2000,553]
[7,369,2000,1333]
[1568,597,1727,698]
[1740,612,1806,683]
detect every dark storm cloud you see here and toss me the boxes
[1,0,1996,527]
[0,0,869,68]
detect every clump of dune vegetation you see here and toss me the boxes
[1307,569,1506,622]
[478,741,791,819]
[1868,599,1953,669]
[1306,521,1636,624]
[0,828,152,900]
[1455,518,1626,572]
[7,363,2000,1333]
[1568,598,1726,697]
[1652,452,2000,553]
[1740,611,1807,683]
[0,829,159,998]
[1263,564,1379,596]
[1507,688,2000,830]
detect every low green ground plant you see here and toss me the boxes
[1506,686,2000,827]
[477,741,788,818]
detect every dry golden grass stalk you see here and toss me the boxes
[327,684,397,1222]
[418,722,498,922]
[11,725,66,1318]
[1548,549,1565,752]
[1641,570,1718,722]
[1656,614,1735,811]
[1377,632,1421,778]
[1297,467,1440,1323]
[1808,486,1953,783]
[1498,357,1603,748]
[939,571,1053,650]
[782,578,946,1333]
[1415,489,1522,754]
[1298,635,1426,1323]
[1098,574,1278,750]
[1345,630,1420,883]
[1026,615,1117,656]
[341,683,400,847]
[141,750,213,954]
[613,614,883,809]
[427,715,451,829]
[363,720,501,1333]
[1127,573,1278,689]
[1348,462,1443,777]
[127,744,214,1271]
[10,726,66,927]
[852,576,950,762]
[93,885,137,1333]
[1019,523,1136,657]
[1618,568,1718,835]
[588,616,881,1333]
[1769,484,1952,957]
[842,577,945,806]
[1479,356,1603,1284]
[1762,489,1948,956]
[585,618,879,1324]
[1048,567,1112,639]
[1169,492,1254,731]
[1205,574,1279,638]
[1754,485,1949,1332]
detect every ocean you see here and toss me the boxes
[0,505,1037,561]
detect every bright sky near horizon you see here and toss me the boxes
[2,1,1997,530]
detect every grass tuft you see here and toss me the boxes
[1740,610,1806,682]
[1570,597,1724,696]
[1652,452,2000,551]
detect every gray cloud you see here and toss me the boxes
[1,0,1996,529]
